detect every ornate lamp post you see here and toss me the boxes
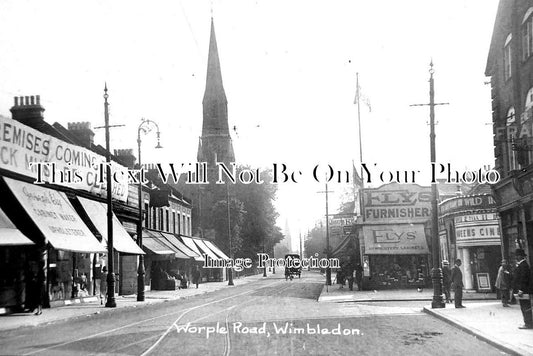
[136,118,162,302]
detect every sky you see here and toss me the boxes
[0,0,500,252]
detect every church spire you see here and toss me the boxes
[198,17,234,165]
[202,18,228,133]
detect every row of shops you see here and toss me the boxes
[0,98,229,311]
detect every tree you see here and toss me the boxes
[304,224,327,259]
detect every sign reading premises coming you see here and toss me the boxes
[0,116,128,202]
[363,183,431,223]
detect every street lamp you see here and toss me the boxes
[137,118,162,302]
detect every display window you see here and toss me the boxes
[368,255,430,289]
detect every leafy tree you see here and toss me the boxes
[304,224,327,259]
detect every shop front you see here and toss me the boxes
[439,193,501,292]
[359,183,432,290]
[363,224,430,289]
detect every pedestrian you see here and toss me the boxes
[346,265,354,291]
[355,263,363,291]
[100,266,107,305]
[336,268,344,289]
[451,259,465,308]
[442,260,452,303]
[495,259,512,307]
[25,261,44,315]
[512,249,532,329]
[192,266,201,289]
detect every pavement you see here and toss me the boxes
[0,273,266,332]
[318,284,533,356]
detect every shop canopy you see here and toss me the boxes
[331,235,355,258]
[180,236,206,259]
[77,197,144,255]
[193,238,220,260]
[3,178,105,253]
[159,232,203,261]
[0,205,34,246]
[141,229,175,255]
[363,224,429,255]
[152,232,190,259]
[204,240,230,260]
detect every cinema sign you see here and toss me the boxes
[363,183,432,223]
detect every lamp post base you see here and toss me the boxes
[137,257,145,302]
[228,268,234,286]
[431,267,445,309]
[325,267,332,286]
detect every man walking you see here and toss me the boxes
[495,259,512,307]
[512,249,532,329]
[451,259,465,308]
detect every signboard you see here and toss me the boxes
[363,184,431,223]
[476,272,491,292]
[439,194,497,216]
[362,224,429,255]
[0,116,128,202]
[455,224,501,247]
[439,230,449,262]
[3,177,105,252]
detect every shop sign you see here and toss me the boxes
[454,213,498,225]
[362,224,429,255]
[455,223,501,247]
[439,230,449,262]
[0,116,128,202]
[3,178,105,252]
[439,195,497,216]
[363,183,431,223]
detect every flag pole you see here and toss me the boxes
[355,72,366,291]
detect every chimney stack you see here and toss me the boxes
[10,95,45,128]
[114,148,137,169]
[67,122,95,147]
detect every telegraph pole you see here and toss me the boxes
[410,61,448,309]
[317,183,334,285]
[226,183,234,285]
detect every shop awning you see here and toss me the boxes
[77,197,144,255]
[3,178,105,253]
[141,229,175,255]
[193,238,220,260]
[160,232,202,261]
[331,235,355,258]
[363,224,429,255]
[181,236,206,260]
[152,232,190,259]
[0,206,34,246]
[204,240,230,260]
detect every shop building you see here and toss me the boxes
[486,0,533,269]
[359,183,432,289]
[439,188,501,292]
[0,96,144,309]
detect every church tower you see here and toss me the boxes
[197,18,235,169]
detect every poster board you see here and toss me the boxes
[476,273,491,292]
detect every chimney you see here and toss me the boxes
[67,122,95,147]
[114,148,137,169]
[10,95,45,128]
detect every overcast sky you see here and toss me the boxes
[0,0,499,251]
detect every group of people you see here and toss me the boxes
[335,262,363,291]
[442,248,532,330]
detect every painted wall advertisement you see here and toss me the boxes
[363,224,429,255]
[0,115,128,202]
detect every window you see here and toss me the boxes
[182,215,186,235]
[177,213,181,234]
[504,33,512,81]
[523,8,533,61]
[172,212,176,234]
[507,107,518,171]
[166,209,169,232]
[152,207,157,230]
[144,202,149,227]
